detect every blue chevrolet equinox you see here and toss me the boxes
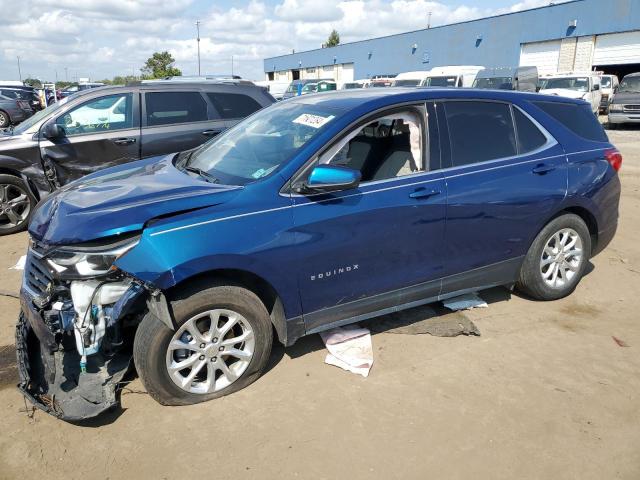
[17,88,621,420]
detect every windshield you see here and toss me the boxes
[301,83,317,94]
[185,102,342,185]
[394,79,421,87]
[12,100,67,134]
[619,76,640,93]
[543,77,589,92]
[424,76,458,87]
[472,77,513,89]
[600,77,612,88]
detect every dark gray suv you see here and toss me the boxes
[0,81,275,234]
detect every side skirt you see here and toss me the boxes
[287,256,523,344]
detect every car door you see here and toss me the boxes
[290,103,447,332]
[438,99,567,293]
[140,89,226,158]
[39,91,140,186]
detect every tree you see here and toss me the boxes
[23,78,42,87]
[326,29,340,47]
[141,51,182,79]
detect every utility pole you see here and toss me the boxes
[195,20,201,76]
[427,11,432,29]
[65,67,68,81]
[231,55,234,77]
[17,56,22,81]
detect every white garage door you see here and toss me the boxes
[593,31,640,65]
[338,63,354,83]
[520,40,562,75]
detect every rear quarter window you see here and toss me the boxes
[533,101,607,142]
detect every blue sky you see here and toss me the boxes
[0,0,561,82]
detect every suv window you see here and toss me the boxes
[444,101,517,167]
[321,109,424,183]
[207,92,262,119]
[56,93,133,136]
[514,108,547,153]
[533,101,607,142]
[145,91,208,126]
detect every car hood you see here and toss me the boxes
[611,91,640,104]
[539,89,588,99]
[29,155,242,245]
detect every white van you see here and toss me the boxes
[255,80,290,100]
[392,71,431,87]
[598,74,619,113]
[421,66,484,88]
[539,73,602,115]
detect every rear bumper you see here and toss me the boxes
[608,113,640,124]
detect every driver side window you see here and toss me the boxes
[320,109,426,183]
[56,94,133,136]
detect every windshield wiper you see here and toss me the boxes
[183,166,220,184]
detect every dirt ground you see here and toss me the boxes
[1,126,639,480]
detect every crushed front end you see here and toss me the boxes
[16,235,147,421]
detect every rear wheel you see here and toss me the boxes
[0,174,36,235]
[0,111,9,128]
[517,214,591,300]
[134,281,273,406]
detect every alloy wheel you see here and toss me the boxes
[540,228,583,289]
[165,309,255,394]
[0,183,31,230]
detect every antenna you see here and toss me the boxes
[427,11,432,29]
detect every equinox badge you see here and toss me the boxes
[310,264,359,281]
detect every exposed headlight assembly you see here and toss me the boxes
[46,236,140,278]
[609,103,624,113]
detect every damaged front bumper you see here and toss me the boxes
[16,247,147,421]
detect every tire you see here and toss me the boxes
[607,122,618,130]
[134,280,273,406]
[0,174,37,235]
[516,213,591,301]
[0,110,10,128]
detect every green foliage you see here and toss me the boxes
[23,78,42,87]
[326,29,340,47]
[141,51,182,79]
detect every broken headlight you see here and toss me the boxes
[46,236,140,278]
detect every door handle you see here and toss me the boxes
[113,137,136,145]
[201,130,219,136]
[409,188,441,199]
[532,164,556,175]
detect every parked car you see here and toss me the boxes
[607,72,640,127]
[539,73,602,115]
[58,82,106,99]
[255,80,289,100]
[598,74,619,114]
[341,80,369,89]
[369,76,396,87]
[0,85,42,111]
[392,71,431,87]
[282,79,334,99]
[472,66,538,92]
[0,81,275,234]
[17,88,621,421]
[421,66,484,88]
[0,94,31,128]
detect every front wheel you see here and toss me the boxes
[516,214,591,301]
[134,282,273,406]
[0,110,10,128]
[0,174,37,235]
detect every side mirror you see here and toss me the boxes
[299,165,361,194]
[42,121,62,140]
[593,84,600,91]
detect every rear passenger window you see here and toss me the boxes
[145,92,208,126]
[533,101,607,142]
[514,108,547,153]
[207,93,262,119]
[444,101,517,167]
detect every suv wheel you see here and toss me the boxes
[517,214,591,301]
[0,110,9,128]
[0,175,37,235]
[134,282,273,406]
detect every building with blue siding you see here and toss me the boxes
[263,0,640,84]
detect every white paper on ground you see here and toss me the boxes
[320,326,373,377]
[442,292,488,311]
[10,255,26,270]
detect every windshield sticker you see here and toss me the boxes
[293,113,335,129]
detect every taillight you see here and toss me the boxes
[605,148,622,172]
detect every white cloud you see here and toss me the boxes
[0,0,567,82]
